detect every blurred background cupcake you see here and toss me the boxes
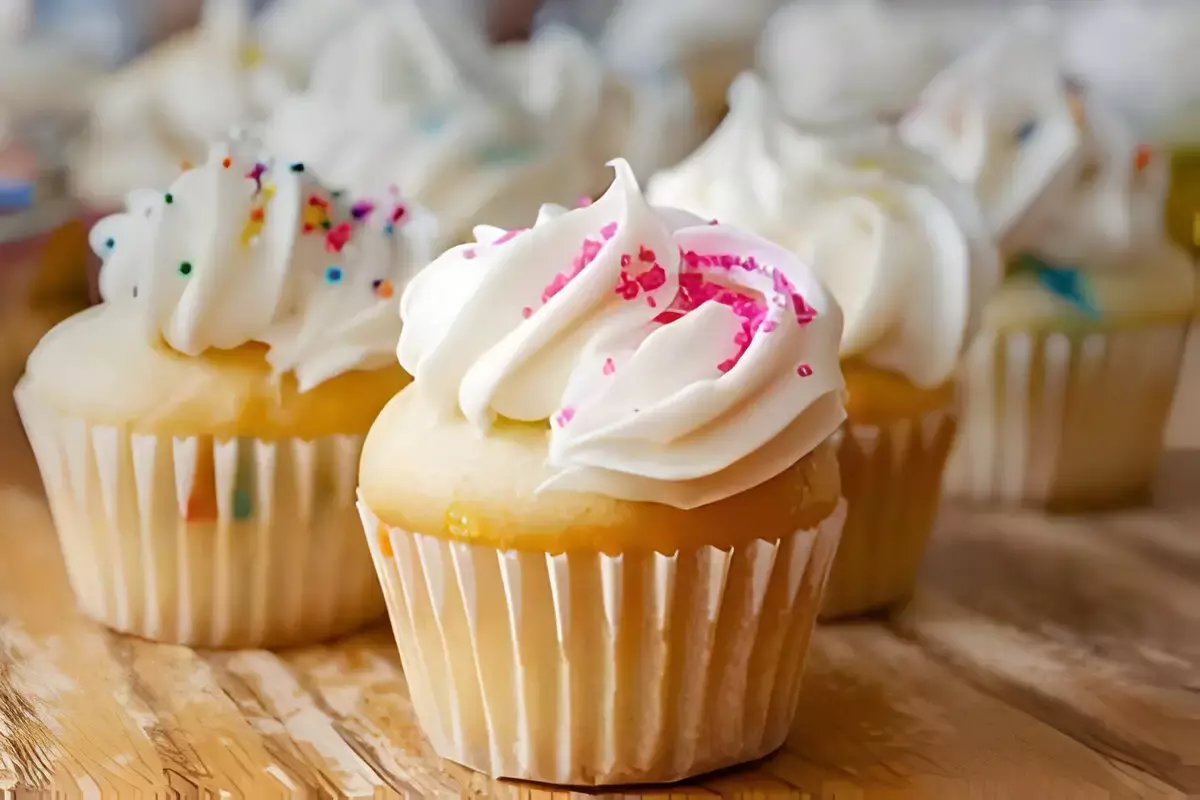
[16,140,433,647]
[649,73,1000,618]
[903,13,1196,510]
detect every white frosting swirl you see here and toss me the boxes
[898,11,1084,244]
[398,159,846,509]
[758,0,953,126]
[261,2,592,249]
[75,0,290,203]
[497,25,698,188]
[648,74,1000,389]
[91,140,433,391]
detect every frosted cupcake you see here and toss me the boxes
[599,0,782,136]
[649,74,1000,618]
[1064,0,1200,258]
[757,0,953,127]
[903,17,1196,509]
[16,141,432,647]
[262,2,596,251]
[71,0,289,208]
[358,159,848,784]
[497,24,698,188]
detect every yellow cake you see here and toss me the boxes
[358,160,848,784]
[16,141,432,647]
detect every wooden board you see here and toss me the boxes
[0,326,1196,798]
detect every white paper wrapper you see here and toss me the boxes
[944,323,1191,509]
[15,382,385,648]
[359,497,847,786]
[821,410,956,620]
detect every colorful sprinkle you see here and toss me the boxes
[351,200,375,220]
[373,278,394,299]
[104,237,114,249]
[232,489,253,520]
[324,266,343,284]
[178,261,193,276]
[325,222,352,253]
[222,157,232,169]
[638,245,656,263]
[246,163,267,192]
[464,248,477,260]
[290,162,305,172]
[554,407,575,427]
[1016,253,1097,316]
[576,195,594,208]
[164,193,174,204]
[522,306,533,318]
[1133,144,1152,173]
[600,222,618,240]
[1014,120,1038,144]
[390,204,408,224]
[383,223,395,235]
[602,358,615,376]
[180,160,193,170]
[796,363,813,377]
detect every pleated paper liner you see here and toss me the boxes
[944,323,1190,510]
[15,381,385,648]
[1165,148,1200,259]
[360,497,847,786]
[820,410,957,620]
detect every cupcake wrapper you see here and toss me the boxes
[359,497,846,786]
[821,410,957,620]
[945,324,1191,509]
[15,384,385,648]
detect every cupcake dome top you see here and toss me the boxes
[397,159,846,510]
[648,73,1000,389]
[90,140,433,391]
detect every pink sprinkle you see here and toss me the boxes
[464,248,477,260]
[638,245,656,263]
[708,219,719,225]
[647,296,657,308]
[717,359,736,374]
[635,264,667,292]
[600,222,618,240]
[602,358,615,376]
[797,363,813,377]
[762,320,778,333]
[493,228,525,245]
[614,272,640,300]
[620,253,632,267]
[522,306,533,318]
[576,195,593,207]
[390,204,408,224]
[325,222,352,253]
[555,407,576,426]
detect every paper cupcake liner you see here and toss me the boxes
[944,323,1191,509]
[821,410,957,620]
[15,384,384,648]
[359,497,846,786]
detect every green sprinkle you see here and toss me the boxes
[164,193,174,204]
[178,261,193,276]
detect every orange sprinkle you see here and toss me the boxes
[222,157,232,169]
[377,528,394,557]
[375,279,394,299]
[1134,144,1152,173]
[249,207,265,222]
[179,160,193,170]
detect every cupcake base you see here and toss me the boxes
[16,386,385,648]
[820,410,956,620]
[359,497,845,786]
[944,323,1191,510]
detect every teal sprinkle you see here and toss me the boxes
[478,143,537,166]
[417,110,449,134]
[233,489,253,520]
[1015,254,1098,316]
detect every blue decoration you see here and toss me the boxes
[233,489,253,520]
[1014,120,1038,145]
[104,237,115,250]
[324,266,343,284]
[0,180,34,212]
[1015,254,1098,316]
[383,223,395,236]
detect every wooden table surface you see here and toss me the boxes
[0,324,1196,799]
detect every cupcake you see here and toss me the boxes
[757,0,953,128]
[903,16,1197,509]
[262,2,595,251]
[497,24,698,189]
[649,74,1000,618]
[16,140,432,647]
[1063,0,1200,258]
[599,0,782,136]
[358,159,848,784]
[71,0,290,209]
